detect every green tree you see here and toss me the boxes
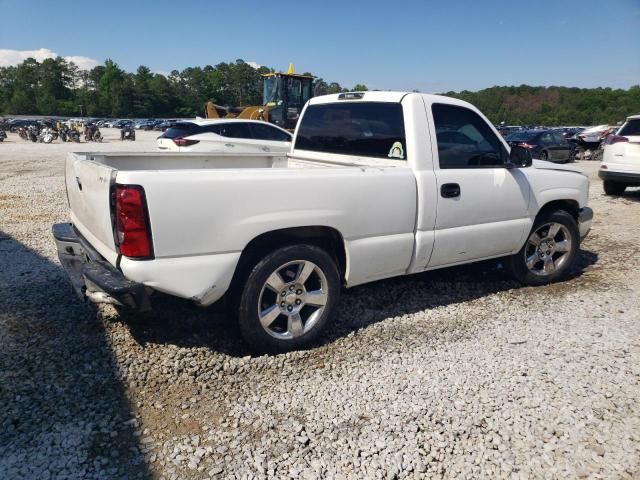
[2,56,640,124]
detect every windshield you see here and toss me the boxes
[619,119,640,136]
[263,77,280,106]
[287,77,303,109]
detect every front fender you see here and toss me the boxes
[525,167,590,213]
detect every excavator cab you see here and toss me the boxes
[262,70,314,130]
[204,65,314,130]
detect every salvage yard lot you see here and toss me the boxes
[1,129,639,479]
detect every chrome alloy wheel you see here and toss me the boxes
[524,222,573,276]
[258,260,329,340]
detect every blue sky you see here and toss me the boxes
[1,0,639,92]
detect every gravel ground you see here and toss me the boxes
[1,129,639,479]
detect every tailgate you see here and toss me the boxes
[606,135,640,170]
[623,136,640,162]
[65,153,119,265]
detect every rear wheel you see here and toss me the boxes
[603,180,626,195]
[237,244,340,353]
[540,150,549,161]
[508,210,579,286]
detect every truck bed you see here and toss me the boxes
[65,151,417,300]
[82,151,406,171]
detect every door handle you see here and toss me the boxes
[225,143,235,147]
[261,146,270,152]
[440,183,460,198]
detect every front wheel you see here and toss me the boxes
[539,150,549,161]
[237,244,340,353]
[603,180,626,195]
[507,210,579,286]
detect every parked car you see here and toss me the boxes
[576,125,611,148]
[505,129,576,163]
[157,119,292,153]
[154,119,177,131]
[496,125,523,138]
[557,127,585,140]
[53,91,592,352]
[134,120,147,129]
[141,119,160,130]
[599,114,640,195]
[113,119,133,129]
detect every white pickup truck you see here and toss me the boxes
[53,92,593,352]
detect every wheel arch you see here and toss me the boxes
[536,199,580,221]
[229,226,348,296]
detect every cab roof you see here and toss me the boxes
[308,91,480,111]
[261,72,315,79]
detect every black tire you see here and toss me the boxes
[603,180,626,195]
[507,209,579,286]
[540,150,549,161]
[237,244,340,353]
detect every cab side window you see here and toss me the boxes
[432,103,507,169]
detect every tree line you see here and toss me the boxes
[446,85,640,126]
[0,57,358,119]
[1,56,638,125]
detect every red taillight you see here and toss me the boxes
[517,142,536,149]
[173,137,199,147]
[114,185,153,258]
[605,135,628,145]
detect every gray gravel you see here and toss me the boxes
[1,129,640,479]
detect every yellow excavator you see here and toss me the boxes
[204,64,314,130]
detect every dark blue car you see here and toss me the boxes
[506,129,576,163]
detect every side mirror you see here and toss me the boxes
[507,145,533,168]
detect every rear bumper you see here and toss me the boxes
[578,207,593,241]
[598,169,640,185]
[52,223,151,311]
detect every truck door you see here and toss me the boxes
[426,102,531,268]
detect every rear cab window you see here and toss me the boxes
[294,102,407,160]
